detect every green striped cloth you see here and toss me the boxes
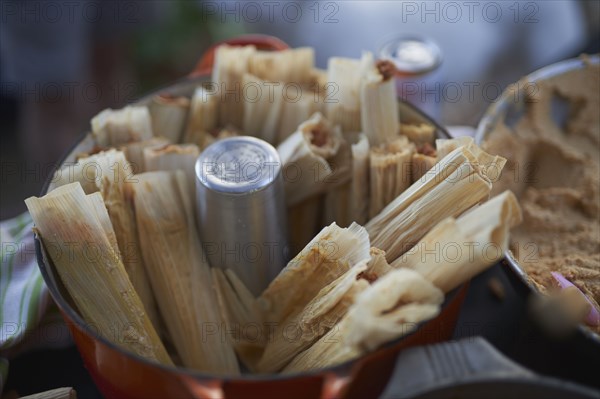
[0,212,71,391]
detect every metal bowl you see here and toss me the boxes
[474,54,600,344]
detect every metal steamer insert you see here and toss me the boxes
[195,136,289,296]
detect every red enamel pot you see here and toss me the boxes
[35,34,467,399]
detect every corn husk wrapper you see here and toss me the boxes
[52,149,133,194]
[212,268,264,370]
[350,134,370,225]
[143,143,200,195]
[278,113,344,206]
[362,247,392,281]
[20,387,77,399]
[212,45,256,128]
[436,136,507,183]
[120,137,170,174]
[369,137,415,218]
[91,106,153,147]
[360,60,399,146]
[322,135,353,226]
[25,183,172,365]
[392,190,522,293]
[257,265,369,372]
[284,268,443,373]
[308,67,328,114]
[259,222,371,325]
[366,144,505,263]
[242,73,283,144]
[325,57,362,132]
[277,94,319,144]
[149,94,190,143]
[248,47,315,84]
[52,150,160,329]
[400,123,435,146]
[132,171,239,373]
[411,153,437,183]
[184,86,220,147]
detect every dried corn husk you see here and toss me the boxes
[393,191,522,292]
[242,73,283,143]
[212,268,264,370]
[257,265,369,372]
[362,247,392,281]
[369,136,415,218]
[20,387,76,399]
[350,134,370,225]
[278,113,343,206]
[277,94,319,144]
[367,144,505,263]
[120,137,170,174]
[259,222,371,325]
[249,47,315,84]
[212,45,256,128]
[132,171,239,374]
[411,153,437,183]
[53,150,160,329]
[52,149,133,194]
[25,183,172,365]
[184,86,219,147]
[325,56,362,132]
[400,123,435,146]
[91,106,153,147]
[322,135,353,226]
[360,60,399,146]
[143,143,200,194]
[284,268,443,372]
[436,136,507,183]
[149,94,190,143]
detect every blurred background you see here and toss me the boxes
[1,0,599,220]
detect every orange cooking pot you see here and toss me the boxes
[35,34,468,399]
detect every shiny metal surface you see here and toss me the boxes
[195,136,289,295]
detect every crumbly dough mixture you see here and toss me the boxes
[483,60,600,325]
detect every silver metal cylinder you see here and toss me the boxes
[195,136,289,296]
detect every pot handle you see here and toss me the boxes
[189,34,290,78]
[380,337,535,398]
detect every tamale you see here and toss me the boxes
[184,86,219,146]
[143,143,200,194]
[258,222,371,325]
[368,136,415,218]
[350,134,370,225]
[360,60,399,146]
[256,265,369,372]
[149,94,190,143]
[284,268,442,373]
[212,268,264,370]
[366,144,506,262]
[120,137,170,174]
[242,73,283,144]
[20,387,76,399]
[25,183,172,365]
[393,191,522,293]
[248,47,315,84]
[277,94,319,144]
[91,106,154,147]
[325,56,363,132]
[212,45,256,128]
[132,171,239,374]
[323,136,353,227]
[52,150,160,329]
[400,123,435,146]
[277,112,344,206]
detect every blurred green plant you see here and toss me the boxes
[133,0,246,92]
